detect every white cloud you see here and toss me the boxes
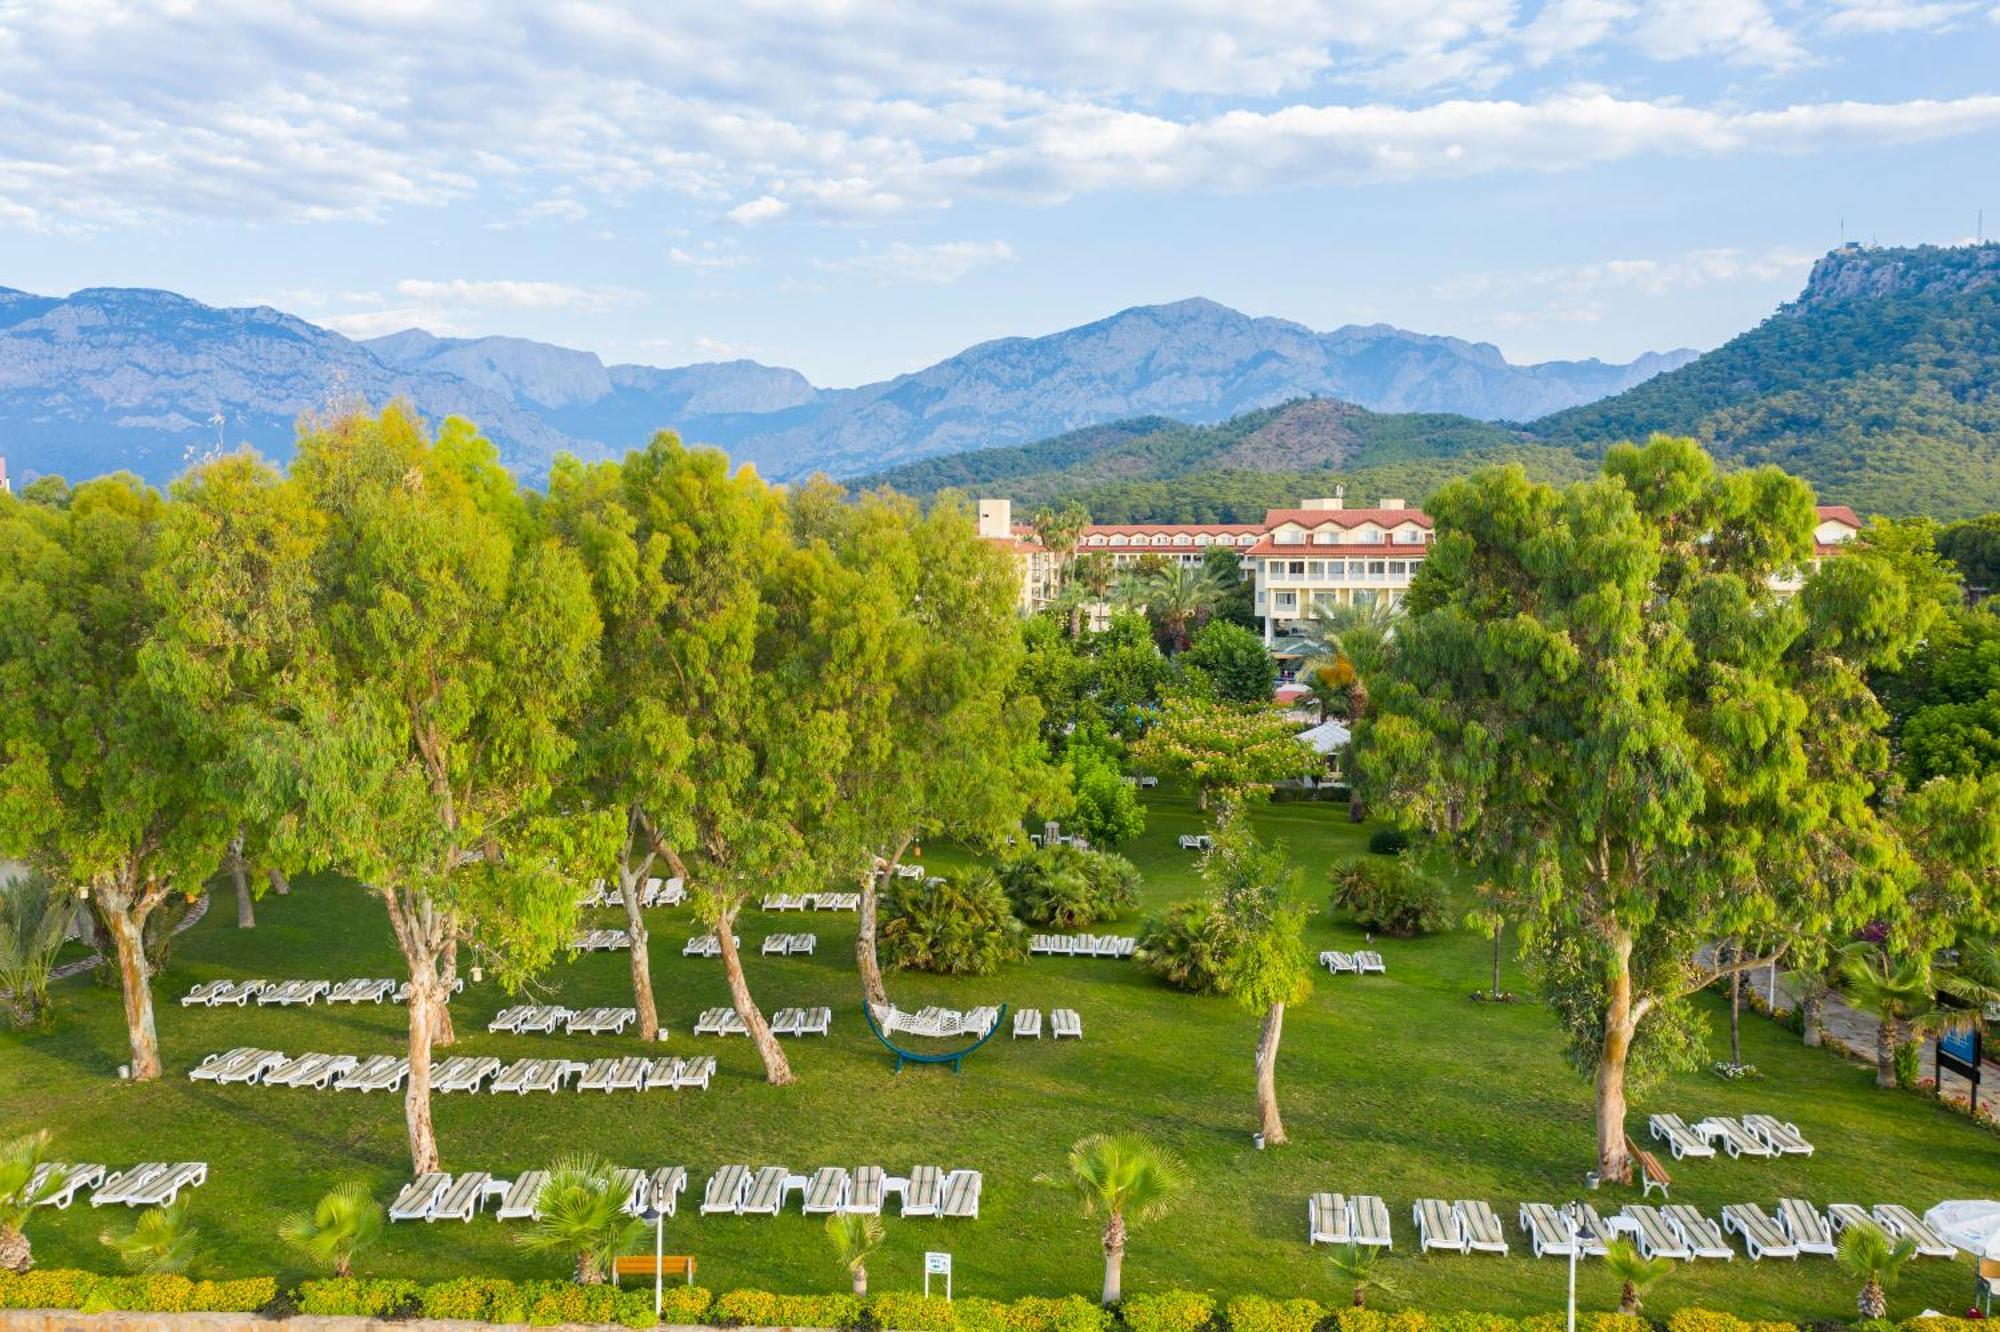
[667,243,748,269]
[725,196,791,225]
[1432,245,1815,305]
[820,239,1017,284]
[390,278,636,311]
[1821,0,1979,32]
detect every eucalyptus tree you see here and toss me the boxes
[0,472,256,1080]
[1204,810,1313,1144]
[281,407,608,1171]
[1363,438,1934,1182]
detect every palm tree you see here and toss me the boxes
[1067,1133,1189,1305]
[1839,944,1960,1088]
[1601,1238,1672,1315]
[1301,660,1353,725]
[825,1212,885,1295]
[0,1130,57,1273]
[1301,601,1397,720]
[279,1180,384,1278]
[0,873,77,1027]
[1838,1222,1915,1319]
[1326,1242,1401,1309]
[515,1154,643,1285]
[99,1196,200,1273]
[1142,564,1226,654]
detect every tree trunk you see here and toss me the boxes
[1346,685,1369,821]
[1859,1277,1886,1321]
[1491,923,1503,998]
[1802,985,1825,1048]
[430,938,456,1048]
[1620,1283,1639,1316]
[857,863,888,1009]
[1595,931,1637,1182]
[1352,1286,1366,1309]
[1101,1211,1126,1306]
[267,867,289,897]
[1875,1011,1898,1089]
[0,1222,30,1274]
[402,971,442,1174]
[1254,1001,1287,1145]
[618,865,660,1042]
[852,1265,868,1297]
[1729,967,1742,1067]
[716,908,794,1086]
[103,901,162,1081]
[229,841,254,929]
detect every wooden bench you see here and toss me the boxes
[1624,1136,1670,1199]
[613,1254,696,1285]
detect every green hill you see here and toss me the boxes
[1536,242,2000,519]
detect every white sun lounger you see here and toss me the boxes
[430,1171,491,1223]
[29,1163,104,1210]
[1647,1113,1717,1160]
[390,1173,450,1222]
[526,1060,585,1093]
[180,980,230,1007]
[579,1058,618,1092]
[702,1165,749,1215]
[487,1006,531,1034]
[1415,1198,1466,1253]
[803,1167,849,1214]
[210,981,266,1006]
[1723,1203,1798,1260]
[434,1056,501,1094]
[1350,1195,1393,1248]
[648,1167,688,1216]
[1574,1204,1614,1256]
[1695,1116,1776,1159]
[1456,1200,1508,1254]
[643,1057,682,1089]
[1320,951,1357,974]
[1873,1204,1956,1258]
[762,933,794,955]
[796,1006,832,1035]
[1827,1203,1874,1235]
[742,1165,789,1215]
[216,1050,286,1085]
[258,979,331,1006]
[116,1162,204,1208]
[1743,1114,1814,1156]
[187,1048,256,1081]
[769,1008,802,1036]
[676,1056,716,1089]
[1052,1008,1082,1039]
[338,1056,410,1093]
[1662,1204,1734,1260]
[1310,1192,1351,1245]
[90,1165,168,1208]
[609,1168,649,1217]
[265,1052,343,1088]
[1519,1203,1576,1258]
[492,1059,539,1094]
[942,1169,982,1219]
[1014,1008,1043,1038]
[495,1171,549,1220]
[1777,1198,1837,1256]
[567,1007,638,1035]
[903,1164,942,1217]
[328,978,397,1004]
[847,1166,884,1216]
[1355,951,1387,974]
[1618,1204,1693,1260]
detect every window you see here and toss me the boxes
[1307,560,1324,579]
[1288,561,1306,576]
[1312,529,1338,545]
[1368,561,1385,578]
[1389,561,1406,578]
[1174,533,1191,545]
[1196,533,1212,546]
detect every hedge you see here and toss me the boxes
[0,1272,1938,1332]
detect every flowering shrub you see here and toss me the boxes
[1124,1289,1219,1332]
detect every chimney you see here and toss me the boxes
[1378,497,1406,510]
[976,498,1012,540]
[1301,496,1345,512]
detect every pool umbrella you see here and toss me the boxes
[1924,1200,2000,1258]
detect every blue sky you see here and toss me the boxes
[3,1,1997,386]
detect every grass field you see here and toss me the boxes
[4,790,1997,1320]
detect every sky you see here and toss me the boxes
[2,1,1997,388]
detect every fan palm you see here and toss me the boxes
[1300,601,1397,721]
[825,1212,885,1295]
[1067,1132,1189,1305]
[98,1196,199,1273]
[515,1154,643,1285]
[0,1130,57,1273]
[279,1180,384,1278]
[1326,1242,1401,1308]
[1839,944,1959,1088]
[1601,1237,1672,1315]
[0,873,77,1028]
[1141,565,1226,654]
[1838,1221,1915,1319]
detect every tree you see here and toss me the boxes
[1464,880,1516,1001]
[1063,728,1145,847]
[278,407,608,1171]
[0,873,76,1027]
[1877,604,2000,783]
[516,1154,642,1285]
[1139,563,1227,654]
[280,1181,384,1278]
[1363,440,1932,1181]
[1837,947,1944,1088]
[99,1197,199,1274]
[1301,600,1396,818]
[0,1130,57,1273]
[879,871,1025,975]
[1936,511,2000,593]
[1203,546,1258,630]
[1602,1238,1672,1315]
[1066,1133,1188,1306]
[1205,811,1313,1144]
[1325,1243,1400,1309]
[1182,619,1274,704]
[1133,696,1309,811]
[824,1213,885,1296]
[1838,1222,1915,1320]
[0,474,242,1080]
[1033,501,1090,631]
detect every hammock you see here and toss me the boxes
[862,1002,1009,1074]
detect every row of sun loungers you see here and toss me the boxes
[1319,950,1387,975]
[877,1004,1003,1039]
[1011,1008,1082,1039]
[572,929,631,952]
[577,876,687,909]
[25,1162,206,1210]
[487,1005,571,1034]
[564,1006,638,1035]
[257,979,332,1006]
[193,1047,714,1094]
[1028,934,1135,958]
[1312,1194,1953,1263]
[183,976,463,1008]
[693,1007,748,1036]
[180,980,266,1006]
[1648,1112,1815,1160]
[770,1007,833,1036]
[700,1164,981,1218]
[761,932,818,955]
[683,933,740,957]
[1177,834,1213,851]
[760,892,862,911]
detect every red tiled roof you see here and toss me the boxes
[1243,539,1433,558]
[1815,505,1863,529]
[1260,507,1433,529]
[1082,522,1264,536]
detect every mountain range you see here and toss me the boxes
[0,284,1690,488]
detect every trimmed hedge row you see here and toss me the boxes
[0,1273,1980,1332]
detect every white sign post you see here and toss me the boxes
[924,1251,953,1300]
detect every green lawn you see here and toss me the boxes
[4,791,1998,1320]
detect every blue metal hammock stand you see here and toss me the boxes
[862,1002,1010,1074]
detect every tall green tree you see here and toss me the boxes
[1139,563,1227,654]
[1204,810,1313,1144]
[1363,439,1929,1181]
[280,407,607,1171]
[0,474,241,1080]
[1181,619,1274,704]
[1066,1133,1188,1306]
[1133,696,1308,811]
